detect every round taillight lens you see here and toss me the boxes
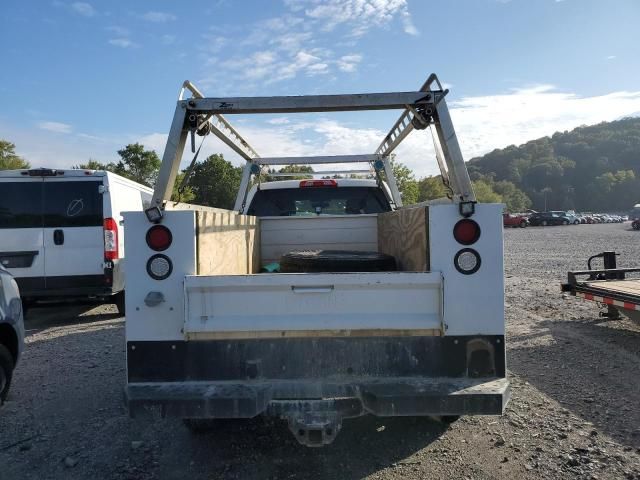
[146,225,172,251]
[453,219,481,245]
[146,254,173,280]
[454,248,481,275]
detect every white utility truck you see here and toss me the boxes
[124,74,510,446]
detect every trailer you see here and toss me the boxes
[562,251,640,323]
[123,74,510,446]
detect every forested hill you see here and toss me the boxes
[466,117,640,212]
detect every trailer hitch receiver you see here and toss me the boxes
[286,413,343,447]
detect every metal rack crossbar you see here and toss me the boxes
[261,170,373,178]
[254,154,380,166]
[152,74,476,212]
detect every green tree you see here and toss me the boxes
[416,175,447,202]
[112,143,161,187]
[493,180,532,212]
[188,154,242,209]
[73,159,110,170]
[0,140,30,170]
[171,171,195,203]
[390,157,418,205]
[264,164,314,181]
[472,179,502,203]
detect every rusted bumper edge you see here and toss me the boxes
[125,377,510,419]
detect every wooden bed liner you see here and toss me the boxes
[194,205,431,275]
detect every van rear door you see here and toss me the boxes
[0,178,45,294]
[42,178,105,292]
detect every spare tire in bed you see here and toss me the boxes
[280,250,397,273]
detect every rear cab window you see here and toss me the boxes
[247,187,391,217]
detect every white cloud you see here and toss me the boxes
[141,11,177,23]
[108,38,136,48]
[201,34,227,54]
[197,1,417,88]
[267,117,291,125]
[106,26,128,36]
[337,54,362,72]
[606,55,616,60]
[38,121,72,134]
[301,0,418,37]
[70,2,95,17]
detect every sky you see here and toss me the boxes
[1,0,640,178]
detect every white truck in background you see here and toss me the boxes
[123,74,510,446]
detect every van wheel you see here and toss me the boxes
[280,250,397,273]
[114,291,125,315]
[541,220,548,226]
[0,344,14,405]
[519,220,527,228]
[562,220,569,226]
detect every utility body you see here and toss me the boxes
[124,74,510,446]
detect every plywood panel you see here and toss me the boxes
[196,210,260,275]
[377,206,429,271]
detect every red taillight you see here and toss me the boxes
[299,179,338,188]
[453,219,481,245]
[146,225,172,251]
[104,217,119,260]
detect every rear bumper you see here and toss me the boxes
[126,377,510,419]
[126,336,508,446]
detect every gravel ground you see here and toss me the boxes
[1,222,639,479]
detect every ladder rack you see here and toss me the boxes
[151,74,476,215]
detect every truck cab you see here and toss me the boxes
[245,178,393,217]
[123,75,510,447]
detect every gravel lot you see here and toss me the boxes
[1,223,639,480]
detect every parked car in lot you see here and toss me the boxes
[551,211,580,225]
[0,168,152,315]
[528,212,571,226]
[503,212,529,228]
[0,265,24,404]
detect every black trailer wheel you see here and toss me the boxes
[280,250,397,273]
[114,291,125,315]
[0,344,14,404]
[519,220,527,228]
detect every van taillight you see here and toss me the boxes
[104,218,119,260]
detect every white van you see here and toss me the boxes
[0,168,152,314]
